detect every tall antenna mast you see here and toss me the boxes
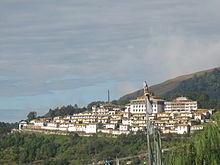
[108,90,110,103]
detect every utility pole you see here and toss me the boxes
[143,81,152,165]
[116,156,119,165]
[143,81,163,165]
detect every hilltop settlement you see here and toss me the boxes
[19,95,214,136]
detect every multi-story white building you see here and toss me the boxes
[164,97,197,112]
[125,96,165,115]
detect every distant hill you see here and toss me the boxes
[118,67,220,109]
[43,67,220,117]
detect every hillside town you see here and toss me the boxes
[19,95,214,135]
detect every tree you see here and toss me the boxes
[165,112,220,165]
[27,111,37,121]
[73,104,78,109]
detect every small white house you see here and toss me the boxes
[131,125,145,132]
[190,125,204,132]
[41,123,58,130]
[176,125,189,134]
[30,120,45,127]
[68,124,86,132]
[119,125,130,131]
[19,121,27,130]
[122,119,132,126]
[58,123,69,131]
[112,130,129,135]
[105,123,117,129]
[85,124,97,134]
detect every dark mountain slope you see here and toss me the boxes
[164,68,220,99]
[118,67,220,108]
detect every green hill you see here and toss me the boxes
[164,68,220,99]
[118,67,220,109]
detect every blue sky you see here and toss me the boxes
[0,0,220,122]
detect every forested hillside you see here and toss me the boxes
[0,122,18,138]
[0,132,148,164]
[165,112,220,164]
[165,68,220,99]
[118,67,220,109]
[164,68,220,109]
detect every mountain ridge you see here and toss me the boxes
[118,67,220,105]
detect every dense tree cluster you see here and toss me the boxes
[44,105,87,118]
[165,112,220,165]
[0,131,148,164]
[27,111,37,121]
[0,122,18,138]
[176,68,220,99]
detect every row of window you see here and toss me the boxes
[132,105,145,108]
[132,109,145,112]
[132,104,157,108]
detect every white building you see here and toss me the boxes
[85,124,97,134]
[19,121,27,130]
[190,125,204,132]
[119,124,130,131]
[41,123,58,130]
[68,124,86,132]
[105,123,117,129]
[176,124,190,134]
[58,123,69,131]
[164,97,197,112]
[122,119,132,126]
[125,96,165,115]
[29,120,45,127]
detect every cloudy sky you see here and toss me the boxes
[0,0,220,121]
